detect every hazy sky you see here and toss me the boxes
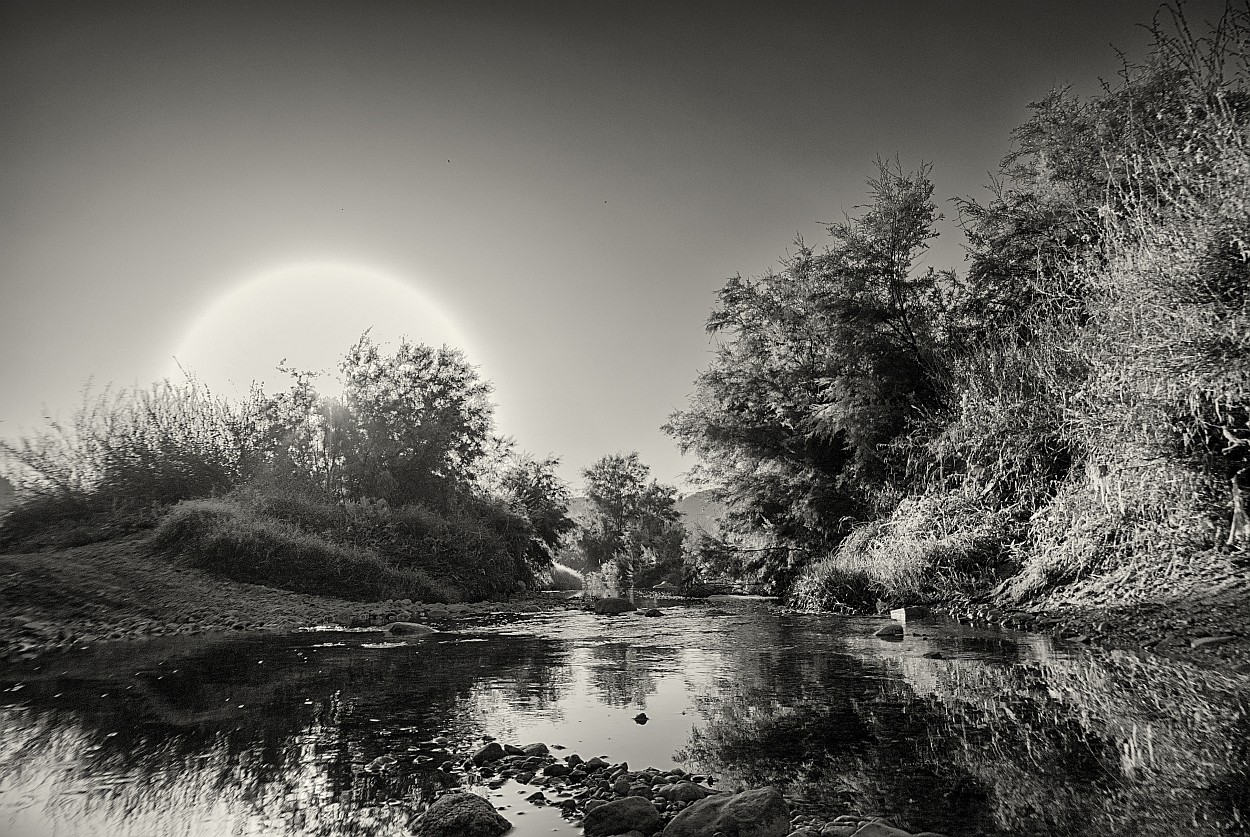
[1,0,1226,488]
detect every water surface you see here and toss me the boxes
[1,597,1247,836]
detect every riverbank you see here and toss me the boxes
[0,535,573,663]
[4,534,1249,677]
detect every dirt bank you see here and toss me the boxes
[0,535,564,663]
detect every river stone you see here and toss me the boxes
[873,622,904,638]
[522,742,550,756]
[593,597,637,615]
[847,824,912,837]
[415,791,511,837]
[385,621,436,636]
[663,787,789,837]
[583,796,664,836]
[660,782,717,803]
[470,742,505,765]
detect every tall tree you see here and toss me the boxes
[578,452,685,579]
[338,333,495,507]
[666,160,954,583]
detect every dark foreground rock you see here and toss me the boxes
[583,796,664,836]
[663,786,790,837]
[414,791,511,837]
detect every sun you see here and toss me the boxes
[169,263,474,399]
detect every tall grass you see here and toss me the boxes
[789,492,1014,610]
[0,379,257,547]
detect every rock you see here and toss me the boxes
[522,742,550,756]
[634,712,649,724]
[544,762,572,777]
[645,608,663,617]
[873,622,904,639]
[889,606,928,622]
[1191,635,1236,649]
[385,621,436,636]
[664,782,716,803]
[583,796,664,837]
[848,823,911,837]
[663,786,789,837]
[415,791,511,837]
[470,742,505,765]
[593,597,637,615]
[922,651,944,659]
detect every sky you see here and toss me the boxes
[1,0,1229,490]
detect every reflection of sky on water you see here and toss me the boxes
[1,601,1247,837]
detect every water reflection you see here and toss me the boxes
[1,604,1247,837]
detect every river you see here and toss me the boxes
[1,596,1247,836]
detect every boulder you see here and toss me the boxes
[644,608,663,617]
[663,787,790,837]
[593,597,637,615]
[415,791,511,837]
[661,781,717,803]
[873,622,904,639]
[583,796,664,837]
[385,621,436,636]
[470,742,505,765]
[522,742,550,756]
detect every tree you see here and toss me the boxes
[665,160,955,583]
[338,333,495,507]
[577,453,685,580]
[497,453,576,571]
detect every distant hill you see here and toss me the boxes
[674,489,723,536]
[564,489,724,536]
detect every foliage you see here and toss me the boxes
[495,453,576,571]
[0,379,259,547]
[682,4,1250,605]
[665,159,956,586]
[0,333,569,601]
[576,452,686,580]
[152,496,459,602]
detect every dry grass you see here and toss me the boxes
[789,491,1014,610]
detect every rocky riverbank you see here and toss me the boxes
[414,735,950,837]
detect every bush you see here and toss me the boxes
[152,497,458,602]
[788,492,1014,611]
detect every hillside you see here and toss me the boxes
[566,489,724,535]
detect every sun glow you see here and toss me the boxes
[169,263,474,399]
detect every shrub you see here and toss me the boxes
[152,497,458,602]
[788,492,1014,611]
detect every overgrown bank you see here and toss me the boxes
[669,4,1250,620]
[0,334,577,610]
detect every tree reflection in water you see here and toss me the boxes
[678,637,1250,836]
[0,609,1247,837]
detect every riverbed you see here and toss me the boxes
[1,596,1247,836]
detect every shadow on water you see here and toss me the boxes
[1,601,1247,837]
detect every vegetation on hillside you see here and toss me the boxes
[669,3,1250,609]
[0,333,574,602]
